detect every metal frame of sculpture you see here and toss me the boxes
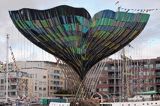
[9,5,150,100]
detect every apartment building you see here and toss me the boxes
[96,58,160,100]
[16,61,64,98]
[0,71,31,99]
[0,61,65,99]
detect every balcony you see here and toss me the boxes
[107,75,121,79]
[155,64,160,69]
[108,83,121,87]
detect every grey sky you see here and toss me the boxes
[0,0,160,62]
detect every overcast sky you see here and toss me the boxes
[0,0,160,62]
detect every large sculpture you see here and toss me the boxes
[9,5,150,80]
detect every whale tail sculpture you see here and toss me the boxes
[9,5,150,100]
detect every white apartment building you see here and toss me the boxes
[16,61,64,98]
[0,61,65,99]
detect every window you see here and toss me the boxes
[103,104,112,106]
[0,86,4,90]
[103,81,107,84]
[10,92,16,96]
[0,92,4,96]
[99,81,102,84]
[39,87,42,90]
[144,64,148,69]
[54,87,56,90]
[149,64,153,68]
[156,72,160,76]
[11,85,16,89]
[1,79,4,84]
[103,88,108,91]
[50,86,52,90]
[43,88,46,91]
[150,87,154,91]
[35,86,37,91]
[54,70,60,74]
[104,67,108,70]
[156,63,160,69]
[54,75,60,79]
[96,89,99,92]
[111,66,115,70]
[54,81,60,85]
[43,76,46,79]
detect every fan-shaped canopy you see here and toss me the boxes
[9,5,150,80]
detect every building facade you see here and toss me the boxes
[96,58,160,101]
[0,71,31,99]
[0,61,65,99]
[16,61,64,98]
[1,58,160,100]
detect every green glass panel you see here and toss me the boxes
[22,21,29,29]
[57,25,64,33]
[102,32,110,38]
[115,12,124,21]
[71,24,76,31]
[116,12,134,22]
[15,20,23,29]
[76,16,84,24]
[127,14,134,22]
[64,24,69,31]
[46,34,54,41]
[108,19,114,26]
[25,21,35,29]
[63,36,79,41]
[82,26,88,33]
[140,14,150,22]
[40,20,48,27]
